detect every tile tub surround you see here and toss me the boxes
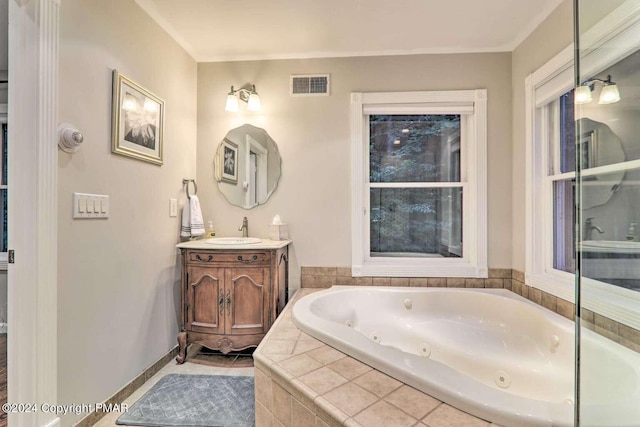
[300,267,640,354]
[253,289,502,427]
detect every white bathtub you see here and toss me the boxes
[292,286,640,427]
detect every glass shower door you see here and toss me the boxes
[575,0,640,425]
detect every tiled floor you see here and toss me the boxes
[93,356,254,427]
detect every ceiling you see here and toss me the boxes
[134,0,564,63]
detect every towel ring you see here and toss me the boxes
[183,179,197,199]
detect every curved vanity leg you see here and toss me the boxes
[176,331,187,364]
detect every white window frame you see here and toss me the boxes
[0,103,6,270]
[526,0,640,330]
[351,90,487,278]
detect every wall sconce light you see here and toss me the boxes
[575,74,621,105]
[225,84,261,112]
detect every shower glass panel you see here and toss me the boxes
[576,0,640,425]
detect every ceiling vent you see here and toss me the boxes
[290,74,330,96]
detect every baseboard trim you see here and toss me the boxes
[73,346,179,427]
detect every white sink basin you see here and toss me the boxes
[205,237,262,245]
[580,240,640,253]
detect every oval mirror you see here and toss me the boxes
[214,124,282,209]
[578,118,626,209]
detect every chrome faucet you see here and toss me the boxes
[238,216,248,237]
[584,217,604,240]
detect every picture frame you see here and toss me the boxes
[111,70,164,165]
[219,138,238,184]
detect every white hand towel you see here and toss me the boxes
[180,200,191,238]
[189,195,205,237]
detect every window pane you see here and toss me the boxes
[0,189,6,253]
[559,90,576,173]
[369,115,461,183]
[553,179,576,273]
[580,169,640,292]
[370,187,462,258]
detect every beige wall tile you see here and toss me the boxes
[390,278,410,287]
[315,397,349,426]
[484,279,504,289]
[520,284,529,299]
[353,401,417,427]
[512,270,525,282]
[269,328,302,341]
[353,370,402,398]
[336,276,355,286]
[541,291,557,312]
[556,298,575,321]
[465,279,485,288]
[272,383,292,426]
[292,339,325,355]
[255,369,273,411]
[298,367,349,395]
[619,324,640,347]
[255,401,273,427]
[352,277,374,286]
[280,354,323,377]
[323,382,378,416]
[336,267,352,277]
[527,287,542,305]
[447,278,466,288]
[307,345,346,365]
[302,267,337,276]
[594,314,619,340]
[327,357,372,380]
[262,340,296,356]
[422,404,489,427]
[503,278,513,291]
[580,308,595,324]
[372,277,391,286]
[316,417,330,427]
[384,385,441,420]
[489,269,511,278]
[301,275,336,288]
[292,398,316,427]
[620,338,640,353]
[409,278,429,287]
[428,278,447,287]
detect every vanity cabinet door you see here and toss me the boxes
[225,267,270,336]
[186,266,224,335]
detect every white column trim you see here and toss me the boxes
[8,0,59,426]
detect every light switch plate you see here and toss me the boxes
[169,198,177,217]
[73,193,109,219]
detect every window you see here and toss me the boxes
[351,90,487,277]
[526,0,640,330]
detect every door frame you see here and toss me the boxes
[8,0,59,426]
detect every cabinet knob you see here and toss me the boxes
[226,290,231,310]
[237,255,258,264]
[196,254,214,262]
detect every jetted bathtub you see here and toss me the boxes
[292,287,640,427]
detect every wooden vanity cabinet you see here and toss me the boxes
[176,245,288,363]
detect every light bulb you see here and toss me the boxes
[574,86,592,104]
[247,93,261,111]
[225,94,239,112]
[598,84,620,104]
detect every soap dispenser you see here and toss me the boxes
[627,222,637,241]
[206,221,216,238]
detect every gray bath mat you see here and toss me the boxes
[116,374,255,427]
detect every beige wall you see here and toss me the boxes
[197,53,513,293]
[57,1,197,425]
[511,0,574,270]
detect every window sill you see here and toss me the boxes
[527,270,640,331]
[354,260,488,278]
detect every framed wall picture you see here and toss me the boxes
[111,70,164,165]
[219,138,238,184]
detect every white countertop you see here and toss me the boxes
[177,238,291,250]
